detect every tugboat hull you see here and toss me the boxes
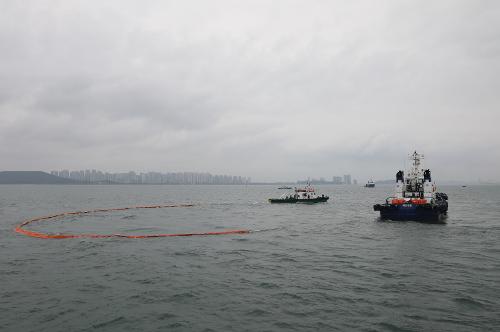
[269,197,329,204]
[374,203,447,223]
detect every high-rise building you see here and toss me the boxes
[343,174,352,185]
[332,176,342,184]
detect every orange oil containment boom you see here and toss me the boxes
[14,204,250,239]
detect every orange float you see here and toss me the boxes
[409,199,428,205]
[391,198,406,205]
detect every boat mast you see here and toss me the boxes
[409,151,424,180]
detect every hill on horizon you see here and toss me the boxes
[0,171,79,184]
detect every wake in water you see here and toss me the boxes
[251,227,284,233]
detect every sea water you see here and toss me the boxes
[1,184,499,331]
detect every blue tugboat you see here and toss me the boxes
[269,184,329,203]
[374,151,448,222]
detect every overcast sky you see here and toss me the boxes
[1,0,499,182]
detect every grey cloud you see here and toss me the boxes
[0,0,499,182]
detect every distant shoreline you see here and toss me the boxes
[0,171,495,185]
[1,182,496,186]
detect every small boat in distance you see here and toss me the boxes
[365,180,375,188]
[278,185,293,189]
[374,151,448,222]
[269,184,329,203]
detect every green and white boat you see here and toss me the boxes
[269,184,329,203]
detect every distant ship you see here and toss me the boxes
[373,151,448,222]
[365,180,375,188]
[269,184,329,203]
[278,185,293,189]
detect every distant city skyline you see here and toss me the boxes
[49,169,365,185]
[297,174,356,185]
[50,169,250,185]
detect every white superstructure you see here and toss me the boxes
[394,151,436,203]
